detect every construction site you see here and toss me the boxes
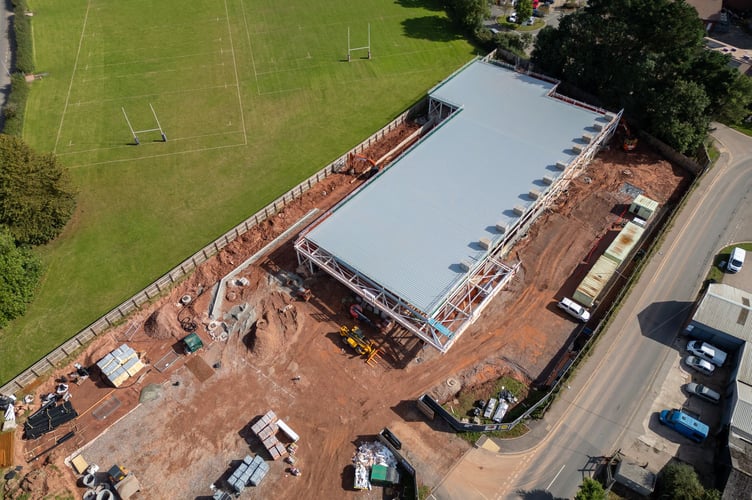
[0,60,692,499]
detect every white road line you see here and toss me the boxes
[545,464,566,491]
[54,0,92,153]
[223,0,248,145]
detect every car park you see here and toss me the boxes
[557,297,590,322]
[687,340,727,367]
[685,382,721,404]
[685,355,715,376]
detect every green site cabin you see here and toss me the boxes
[181,333,203,354]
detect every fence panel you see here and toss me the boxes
[0,103,418,397]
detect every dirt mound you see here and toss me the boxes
[247,292,298,361]
[144,309,176,340]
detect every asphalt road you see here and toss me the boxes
[434,125,752,499]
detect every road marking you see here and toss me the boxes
[546,464,565,490]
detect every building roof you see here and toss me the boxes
[304,60,604,313]
[732,381,752,444]
[686,0,723,21]
[694,283,752,342]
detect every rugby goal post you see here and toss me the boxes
[122,103,167,145]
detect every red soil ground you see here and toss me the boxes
[3,126,690,499]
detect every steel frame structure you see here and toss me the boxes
[295,64,621,353]
[295,235,518,352]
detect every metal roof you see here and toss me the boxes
[574,255,618,307]
[605,222,645,264]
[304,60,605,313]
[694,283,752,342]
[732,381,752,443]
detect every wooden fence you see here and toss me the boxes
[0,104,421,396]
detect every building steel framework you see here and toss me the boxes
[295,65,621,353]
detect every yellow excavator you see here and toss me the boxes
[619,119,638,151]
[339,326,380,366]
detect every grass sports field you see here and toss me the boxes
[0,0,474,383]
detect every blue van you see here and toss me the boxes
[659,409,709,443]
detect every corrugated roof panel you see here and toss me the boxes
[732,382,752,442]
[574,256,618,307]
[305,60,606,313]
[605,222,644,264]
[694,284,752,342]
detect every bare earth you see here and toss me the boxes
[6,123,690,499]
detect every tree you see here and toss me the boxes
[445,0,490,32]
[657,462,721,500]
[0,227,42,328]
[717,73,752,125]
[574,477,606,500]
[531,0,737,153]
[0,134,76,245]
[516,0,533,22]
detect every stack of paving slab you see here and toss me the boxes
[227,454,270,492]
[96,344,145,387]
[250,410,288,460]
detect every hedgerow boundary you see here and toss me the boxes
[2,0,34,135]
[0,101,421,396]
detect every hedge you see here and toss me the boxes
[11,0,34,74]
[3,73,29,136]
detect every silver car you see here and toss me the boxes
[685,355,715,376]
[686,382,721,404]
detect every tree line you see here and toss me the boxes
[0,135,75,328]
[445,0,752,154]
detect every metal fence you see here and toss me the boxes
[0,105,421,396]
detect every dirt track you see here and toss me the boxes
[8,124,690,499]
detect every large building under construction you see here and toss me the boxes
[295,58,620,353]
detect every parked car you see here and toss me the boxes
[687,340,727,367]
[507,13,518,23]
[727,247,746,273]
[532,9,545,17]
[685,355,715,376]
[685,382,721,404]
[557,297,590,322]
[525,17,535,26]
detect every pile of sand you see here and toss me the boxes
[144,309,175,340]
[247,292,298,361]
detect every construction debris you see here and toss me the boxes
[352,441,397,491]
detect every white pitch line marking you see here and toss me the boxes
[54,0,92,153]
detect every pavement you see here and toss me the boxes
[0,0,13,124]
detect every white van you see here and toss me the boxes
[557,297,590,322]
[728,247,746,273]
[687,340,727,367]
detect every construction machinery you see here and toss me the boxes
[339,326,381,365]
[107,464,141,500]
[619,119,638,151]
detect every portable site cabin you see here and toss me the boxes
[628,194,659,221]
[182,333,203,354]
